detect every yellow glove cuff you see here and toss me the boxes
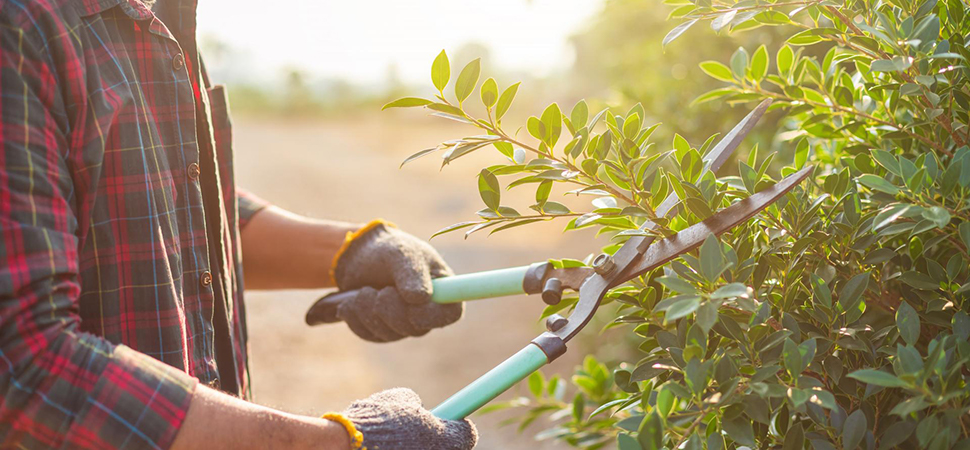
[321,412,365,450]
[329,219,397,285]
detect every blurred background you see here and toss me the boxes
[201,0,774,447]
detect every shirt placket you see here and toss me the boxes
[145,14,225,386]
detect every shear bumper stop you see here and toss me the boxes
[532,332,567,362]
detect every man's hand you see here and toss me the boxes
[333,222,462,342]
[341,388,477,450]
[239,209,462,341]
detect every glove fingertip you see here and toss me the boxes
[443,418,479,447]
[339,307,382,343]
[398,282,433,306]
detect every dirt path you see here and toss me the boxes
[232,112,602,449]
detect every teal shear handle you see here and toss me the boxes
[305,264,542,325]
[431,343,550,420]
[423,265,531,303]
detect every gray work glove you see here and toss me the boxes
[342,388,477,450]
[334,222,462,342]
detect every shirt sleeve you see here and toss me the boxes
[237,189,270,230]
[0,23,198,450]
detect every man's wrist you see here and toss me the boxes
[315,415,354,449]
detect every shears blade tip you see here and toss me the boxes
[705,99,773,173]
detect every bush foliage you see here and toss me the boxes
[386,0,970,448]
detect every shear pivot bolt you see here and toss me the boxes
[541,278,563,305]
[592,253,616,276]
[545,314,568,332]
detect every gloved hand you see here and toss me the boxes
[333,388,478,450]
[332,221,462,342]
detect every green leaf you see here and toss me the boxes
[871,150,900,176]
[624,113,641,140]
[711,9,737,31]
[808,388,838,410]
[783,338,802,377]
[673,133,690,159]
[794,138,808,168]
[858,174,901,195]
[431,50,450,92]
[871,57,912,72]
[783,423,805,450]
[454,58,481,104]
[699,61,734,82]
[848,369,908,388]
[617,433,642,450]
[722,415,756,447]
[572,393,585,422]
[570,100,588,130]
[495,82,519,121]
[535,180,552,206]
[711,283,749,299]
[777,44,794,76]
[382,97,432,110]
[699,234,725,283]
[750,45,769,82]
[810,274,832,309]
[540,103,563,148]
[665,296,701,322]
[527,371,544,397]
[847,369,909,388]
[540,201,571,215]
[399,147,439,168]
[900,271,939,290]
[696,301,719,333]
[663,19,698,48]
[891,397,930,416]
[954,311,970,341]
[896,301,920,346]
[842,410,867,450]
[656,385,675,417]
[430,221,481,239]
[658,276,698,294]
[637,411,663,450]
[839,272,869,310]
[922,206,951,228]
[478,169,501,211]
[960,222,970,248]
[739,162,758,194]
[708,433,725,450]
[730,47,749,80]
[480,77,498,109]
[862,248,896,265]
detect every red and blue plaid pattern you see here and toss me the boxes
[0,0,267,447]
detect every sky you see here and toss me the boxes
[196,0,603,85]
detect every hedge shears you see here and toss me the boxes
[305,99,812,421]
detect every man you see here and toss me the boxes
[0,0,478,448]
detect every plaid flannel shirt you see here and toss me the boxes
[0,0,269,447]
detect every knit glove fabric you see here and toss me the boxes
[333,222,462,342]
[342,388,477,450]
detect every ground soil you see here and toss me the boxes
[232,111,603,449]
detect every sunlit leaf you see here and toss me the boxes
[431,50,450,92]
[455,58,481,103]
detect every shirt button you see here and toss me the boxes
[187,162,200,180]
[173,53,185,71]
[200,271,212,287]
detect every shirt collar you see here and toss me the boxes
[77,0,154,20]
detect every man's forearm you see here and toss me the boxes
[171,384,351,450]
[240,205,360,290]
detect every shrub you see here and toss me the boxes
[386,0,970,447]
